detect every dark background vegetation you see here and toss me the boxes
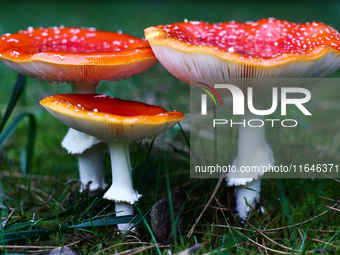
[0,0,340,254]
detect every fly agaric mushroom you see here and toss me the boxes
[40,94,184,230]
[0,26,158,193]
[145,18,340,219]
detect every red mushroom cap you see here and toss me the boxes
[0,26,158,84]
[145,18,340,91]
[40,94,185,140]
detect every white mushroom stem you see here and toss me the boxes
[233,178,262,220]
[61,81,107,192]
[78,144,106,192]
[115,202,134,232]
[227,100,274,220]
[104,140,142,231]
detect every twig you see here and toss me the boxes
[258,211,271,254]
[305,237,338,248]
[187,224,275,234]
[34,186,55,207]
[262,215,279,255]
[262,203,337,232]
[247,221,294,251]
[0,205,15,211]
[65,236,90,247]
[93,242,163,255]
[0,171,57,181]
[1,192,29,228]
[209,205,229,211]
[200,242,251,255]
[230,224,300,254]
[115,244,170,255]
[124,235,142,243]
[193,231,223,237]
[60,181,81,205]
[319,196,340,203]
[182,204,205,215]
[187,173,224,238]
[318,203,340,231]
[0,245,57,249]
[15,184,58,204]
[307,229,337,233]
[319,173,340,183]
[323,204,340,212]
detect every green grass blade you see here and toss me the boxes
[0,113,36,175]
[70,215,141,228]
[0,113,29,148]
[4,222,34,232]
[146,137,156,161]
[322,228,340,250]
[24,114,36,174]
[169,104,190,149]
[136,206,161,255]
[164,162,177,243]
[0,74,26,134]
[299,227,308,251]
[4,215,141,243]
[43,192,105,221]
[4,228,59,243]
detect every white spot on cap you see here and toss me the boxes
[190,21,201,25]
[94,109,98,112]
[94,94,108,98]
[54,54,66,60]
[184,19,188,23]
[228,47,234,52]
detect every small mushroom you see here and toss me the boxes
[0,26,158,193]
[151,190,189,243]
[40,94,184,230]
[145,18,340,219]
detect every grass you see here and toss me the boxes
[1,0,340,254]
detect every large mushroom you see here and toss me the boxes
[145,18,340,219]
[40,93,185,230]
[0,26,158,192]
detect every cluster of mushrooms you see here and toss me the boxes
[1,18,340,229]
